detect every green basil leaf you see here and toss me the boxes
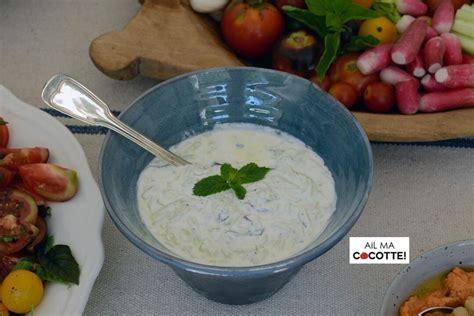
[373,2,401,23]
[14,257,34,271]
[193,175,230,197]
[38,245,80,285]
[317,33,341,80]
[342,35,380,53]
[340,4,379,24]
[282,6,327,38]
[305,0,327,15]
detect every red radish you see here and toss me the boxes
[425,27,438,41]
[396,15,416,33]
[419,88,474,112]
[407,54,426,77]
[396,78,421,114]
[391,19,428,65]
[435,64,474,88]
[380,66,415,85]
[357,44,393,75]
[396,0,428,16]
[423,37,446,73]
[462,54,474,64]
[421,74,447,91]
[441,33,462,65]
[432,0,454,33]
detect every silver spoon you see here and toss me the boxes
[418,306,454,315]
[41,74,189,166]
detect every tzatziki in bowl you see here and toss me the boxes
[99,67,373,305]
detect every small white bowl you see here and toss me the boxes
[381,239,474,316]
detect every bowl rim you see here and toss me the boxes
[380,239,474,315]
[98,66,374,276]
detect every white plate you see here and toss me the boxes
[0,85,105,316]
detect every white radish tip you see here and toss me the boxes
[413,68,426,77]
[428,63,442,73]
[435,68,448,82]
[392,52,407,65]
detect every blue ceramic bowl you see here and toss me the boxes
[381,240,474,316]
[98,67,373,305]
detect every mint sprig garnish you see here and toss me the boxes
[193,163,271,200]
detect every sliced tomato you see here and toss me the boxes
[0,147,49,169]
[0,253,19,281]
[0,167,15,191]
[19,164,78,202]
[12,180,46,206]
[0,118,9,148]
[27,216,46,253]
[0,217,35,255]
[0,190,38,225]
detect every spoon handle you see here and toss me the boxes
[41,74,189,166]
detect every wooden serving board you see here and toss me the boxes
[90,0,474,142]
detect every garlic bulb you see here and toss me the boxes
[190,0,229,13]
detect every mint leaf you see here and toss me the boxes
[238,163,271,184]
[317,33,341,80]
[342,35,380,53]
[230,183,247,200]
[14,257,34,271]
[38,245,80,285]
[305,0,326,15]
[220,163,238,181]
[193,175,230,197]
[193,162,271,200]
[341,2,379,23]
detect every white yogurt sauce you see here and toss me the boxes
[137,123,336,267]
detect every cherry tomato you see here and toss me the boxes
[0,254,19,282]
[2,270,43,314]
[328,53,379,98]
[0,147,49,169]
[328,82,358,108]
[19,163,78,202]
[272,30,319,77]
[0,119,8,149]
[221,1,284,58]
[352,0,373,9]
[0,168,15,191]
[358,16,398,44]
[363,81,396,113]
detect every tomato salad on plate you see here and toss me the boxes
[0,117,79,315]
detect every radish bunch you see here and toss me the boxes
[356,0,474,114]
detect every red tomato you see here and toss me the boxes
[0,167,15,191]
[328,82,358,108]
[19,164,78,202]
[12,180,46,206]
[0,147,49,169]
[221,1,284,58]
[363,81,396,113]
[0,190,38,225]
[0,219,35,255]
[328,53,378,97]
[0,253,19,281]
[0,119,9,148]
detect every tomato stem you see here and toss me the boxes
[248,0,265,8]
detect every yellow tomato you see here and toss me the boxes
[2,270,43,314]
[0,303,8,316]
[358,16,398,44]
[352,0,374,9]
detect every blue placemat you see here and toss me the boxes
[42,108,474,149]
